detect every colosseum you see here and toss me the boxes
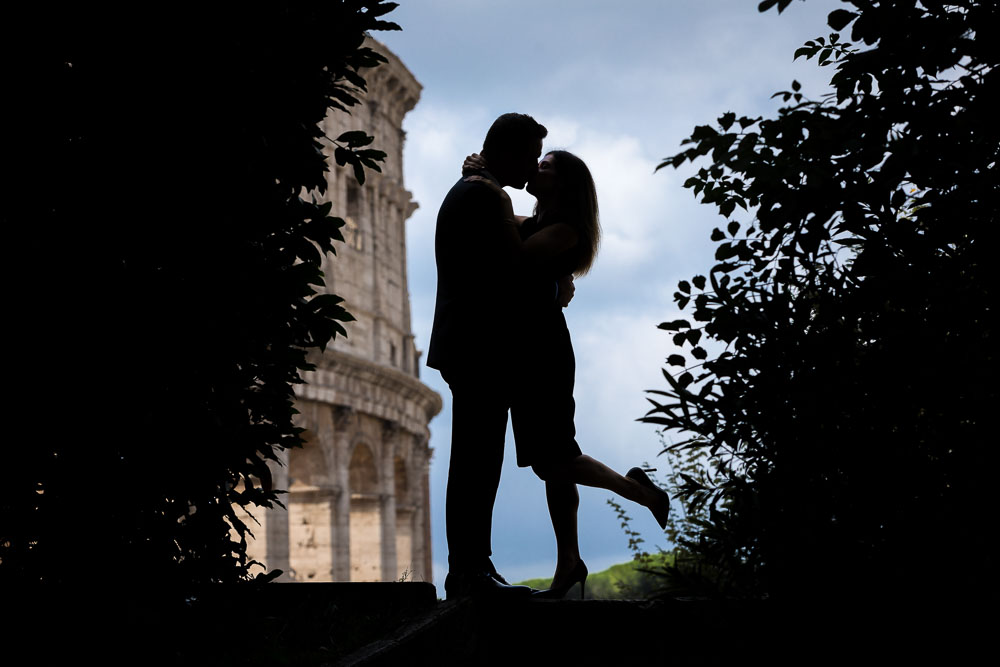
[241,40,441,583]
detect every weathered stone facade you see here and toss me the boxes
[241,41,440,583]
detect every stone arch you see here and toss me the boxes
[287,429,335,581]
[343,180,364,251]
[393,453,414,580]
[349,442,381,581]
[348,443,378,495]
[288,429,326,490]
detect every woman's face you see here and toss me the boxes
[526,153,557,198]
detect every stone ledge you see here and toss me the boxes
[333,594,987,665]
[8,585,987,665]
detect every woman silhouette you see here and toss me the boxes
[464,150,671,599]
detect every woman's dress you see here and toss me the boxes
[510,214,583,469]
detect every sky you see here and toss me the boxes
[374,0,843,595]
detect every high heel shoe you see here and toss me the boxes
[627,467,671,529]
[532,560,588,599]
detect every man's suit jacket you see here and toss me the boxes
[427,177,515,374]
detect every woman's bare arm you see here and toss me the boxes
[520,222,578,262]
[464,175,577,262]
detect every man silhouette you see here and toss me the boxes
[427,113,548,598]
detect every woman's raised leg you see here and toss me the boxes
[541,454,669,523]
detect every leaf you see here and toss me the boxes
[860,73,873,95]
[668,354,686,367]
[827,9,857,31]
[794,46,814,61]
[255,569,284,584]
[658,319,691,331]
[891,188,906,209]
[698,380,715,399]
[370,20,402,31]
[692,275,707,290]
[728,221,740,237]
[691,124,719,141]
[337,130,373,146]
[308,293,346,310]
[678,280,691,294]
[759,0,794,13]
[330,88,361,108]
[364,1,399,18]
[358,148,387,162]
[715,243,736,261]
[342,69,368,90]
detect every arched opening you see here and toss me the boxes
[344,183,363,251]
[288,429,326,490]
[288,430,334,581]
[349,443,381,581]
[349,443,378,494]
[394,455,414,580]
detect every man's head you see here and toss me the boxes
[481,113,547,189]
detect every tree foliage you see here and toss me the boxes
[645,0,997,598]
[607,455,733,598]
[2,2,400,585]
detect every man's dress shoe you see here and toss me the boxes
[445,571,533,600]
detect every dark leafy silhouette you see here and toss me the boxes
[644,0,996,599]
[3,2,400,586]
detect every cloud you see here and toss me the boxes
[385,0,850,588]
[403,112,715,590]
[569,307,683,465]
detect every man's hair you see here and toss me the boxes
[482,113,548,159]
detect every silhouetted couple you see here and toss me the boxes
[427,113,670,600]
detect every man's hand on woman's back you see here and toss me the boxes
[557,275,575,308]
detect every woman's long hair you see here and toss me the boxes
[541,150,601,276]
